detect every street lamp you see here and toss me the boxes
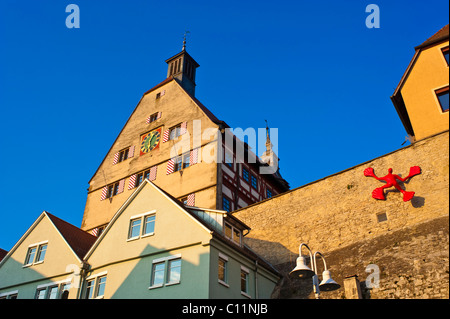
[290,243,340,299]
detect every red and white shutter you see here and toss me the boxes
[128,145,135,158]
[166,159,174,175]
[100,186,108,201]
[112,152,119,165]
[128,174,137,190]
[187,193,195,206]
[163,129,170,143]
[90,228,99,237]
[118,179,125,194]
[189,148,199,166]
[180,121,187,135]
[149,166,157,181]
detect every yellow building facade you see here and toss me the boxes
[392,24,449,141]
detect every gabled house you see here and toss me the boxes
[81,179,280,299]
[0,212,97,299]
[391,24,449,142]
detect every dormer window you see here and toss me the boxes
[224,222,241,245]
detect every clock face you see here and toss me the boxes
[140,129,161,155]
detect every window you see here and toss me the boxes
[225,151,233,169]
[180,196,188,205]
[149,255,182,289]
[442,46,449,66]
[266,189,272,199]
[85,274,107,299]
[143,215,156,235]
[242,167,249,183]
[24,242,48,266]
[377,212,388,223]
[128,218,142,239]
[47,286,59,299]
[118,148,129,163]
[183,153,190,169]
[218,255,228,286]
[107,181,120,198]
[436,86,449,112]
[151,262,166,287]
[96,276,107,298]
[0,291,18,299]
[167,259,181,284]
[223,197,231,212]
[224,222,241,245]
[241,268,249,294]
[174,155,183,172]
[85,280,95,299]
[36,244,47,263]
[169,124,182,140]
[35,288,46,299]
[251,174,258,190]
[25,247,37,265]
[127,211,156,240]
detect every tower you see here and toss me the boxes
[81,42,289,235]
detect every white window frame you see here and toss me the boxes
[85,271,108,299]
[148,254,182,289]
[240,265,251,298]
[218,253,229,287]
[34,279,71,299]
[127,210,157,241]
[23,241,48,267]
[224,222,242,246]
[0,290,19,299]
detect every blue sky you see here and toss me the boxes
[0,0,448,251]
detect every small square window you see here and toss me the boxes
[151,262,166,286]
[167,259,181,284]
[223,197,231,212]
[442,46,449,66]
[241,269,249,294]
[251,175,258,190]
[36,244,47,263]
[25,247,37,265]
[377,212,388,223]
[143,215,156,235]
[266,189,272,199]
[436,86,449,112]
[242,167,249,182]
[129,218,142,239]
[96,276,107,297]
[218,258,227,283]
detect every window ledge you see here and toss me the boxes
[218,279,229,288]
[241,291,252,299]
[148,284,164,290]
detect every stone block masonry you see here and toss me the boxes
[234,130,449,299]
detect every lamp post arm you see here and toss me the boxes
[299,243,314,269]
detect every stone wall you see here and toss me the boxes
[233,130,449,299]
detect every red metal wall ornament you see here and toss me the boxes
[364,166,421,202]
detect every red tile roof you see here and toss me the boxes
[46,212,97,260]
[415,24,449,50]
[0,248,7,262]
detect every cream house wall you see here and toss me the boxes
[0,214,81,299]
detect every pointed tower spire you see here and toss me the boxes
[182,30,190,51]
[165,31,199,96]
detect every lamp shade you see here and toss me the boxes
[318,270,340,291]
[289,256,315,279]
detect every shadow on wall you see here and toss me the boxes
[243,237,316,299]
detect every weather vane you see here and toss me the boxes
[182,30,190,51]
